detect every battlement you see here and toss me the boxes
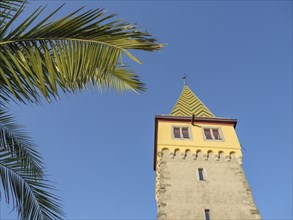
[158,147,242,163]
[155,148,243,203]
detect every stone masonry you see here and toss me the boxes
[156,150,261,220]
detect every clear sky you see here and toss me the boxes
[1,0,292,219]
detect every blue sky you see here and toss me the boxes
[1,0,292,219]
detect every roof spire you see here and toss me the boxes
[170,84,215,118]
[182,74,188,85]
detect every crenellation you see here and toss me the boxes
[185,150,192,158]
[157,148,243,163]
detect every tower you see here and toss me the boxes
[154,84,261,220]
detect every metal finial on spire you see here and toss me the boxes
[182,74,188,85]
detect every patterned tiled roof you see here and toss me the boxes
[170,85,215,117]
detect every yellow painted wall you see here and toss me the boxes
[156,120,242,158]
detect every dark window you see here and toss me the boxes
[198,168,205,181]
[204,128,223,140]
[173,127,181,138]
[173,127,190,139]
[182,127,190,138]
[204,128,212,139]
[204,209,210,220]
[212,129,221,140]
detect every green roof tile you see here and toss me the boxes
[170,85,215,117]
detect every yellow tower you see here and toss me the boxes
[154,84,261,220]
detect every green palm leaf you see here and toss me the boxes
[0,107,64,219]
[0,0,23,27]
[0,0,23,11]
[0,108,43,176]
[0,1,163,219]
[0,3,163,104]
[96,66,146,93]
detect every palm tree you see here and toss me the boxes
[0,0,163,219]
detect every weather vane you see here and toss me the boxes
[182,74,188,85]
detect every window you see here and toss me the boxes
[181,127,190,138]
[204,128,212,139]
[203,128,223,141]
[204,209,210,220]
[173,127,181,138]
[173,127,190,139]
[198,168,205,181]
[212,129,221,140]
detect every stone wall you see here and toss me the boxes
[156,149,261,220]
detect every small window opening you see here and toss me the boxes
[181,127,190,138]
[173,127,181,138]
[204,128,212,139]
[173,127,190,139]
[204,209,210,220]
[203,128,223,140]
[212,129,221,140]
[198,168,205,181]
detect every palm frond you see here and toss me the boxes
[0,0,24,26]
[96,66,146,93]
[0,107,43,176]
[0,5,163,104]
[0,107,64,219]
[0,0,23,11]
[2,6,161,51]
[0,148,64,219]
